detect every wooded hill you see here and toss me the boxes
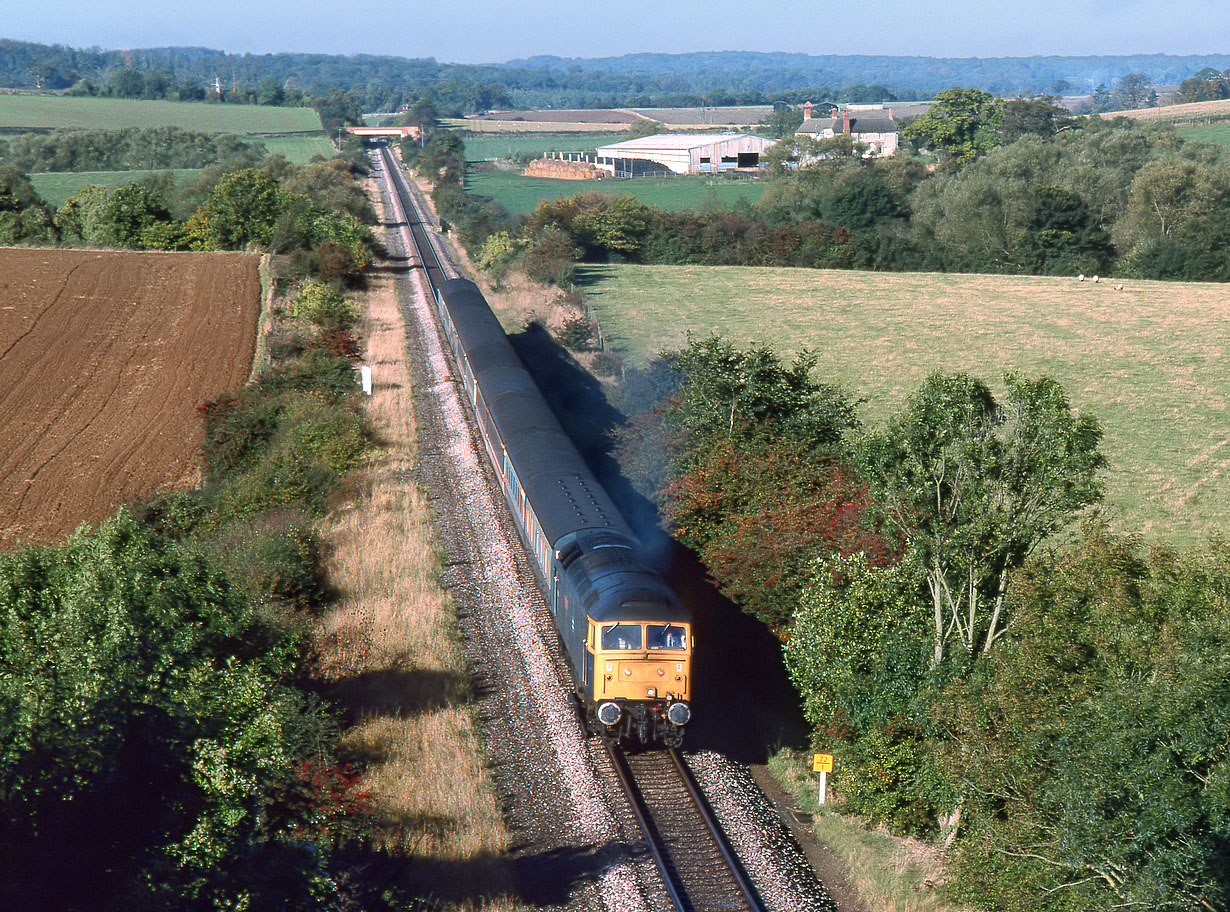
[6,37,1230,111]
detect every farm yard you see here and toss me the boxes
[578,264,1230,545]
[0,248,262,548]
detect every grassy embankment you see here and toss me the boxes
[311,190,516,907]
[5,94,333,205]
[578,263,1230,546]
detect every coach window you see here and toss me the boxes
[647,624,686,650]
[601,623,642,650]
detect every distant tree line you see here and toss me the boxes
[7,37,1230,113]
[414,89,1230,287]
[0,127,268,172]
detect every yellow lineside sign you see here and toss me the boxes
[813,753,833,773]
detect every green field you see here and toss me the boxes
[0,94,322,132]
[579,264,1230,544]
[30,169,201,206]
[461,132,623,161]
[258,134,337,162]
[466,166,765,216]
[1177,123,1230,145]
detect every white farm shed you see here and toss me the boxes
[592,133,777,176]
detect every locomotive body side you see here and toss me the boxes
[434,278,691,744]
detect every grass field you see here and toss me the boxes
[1177,122,1230,145]
[466,166,765,216]
[0,94,322,132]
[579,264,1230,544]
[257,133,337,161]
[461,132,623,161]
[29,169,201,206]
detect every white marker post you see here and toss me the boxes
[360,365,372,395]
[813,753,833,806]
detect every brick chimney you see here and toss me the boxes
[842,109,851,134]
[802,101,813,121]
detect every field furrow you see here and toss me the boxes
[0,249,261,548]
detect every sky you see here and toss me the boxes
[7,0,1229,65]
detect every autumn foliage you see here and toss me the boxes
[664,436,896,633]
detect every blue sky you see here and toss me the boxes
[8,1,1228,64]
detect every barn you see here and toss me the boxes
[591,133,777,176]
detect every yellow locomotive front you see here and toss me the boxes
[588,619,692,745]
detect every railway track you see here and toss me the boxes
[372,140,765,912]
[375,140,453,292]
[609,745,765,912]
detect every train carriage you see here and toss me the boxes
[435,278,692,745]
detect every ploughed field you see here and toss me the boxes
[0,249,261,548]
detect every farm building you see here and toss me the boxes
[589,133,777,176]
[796,103,899,156]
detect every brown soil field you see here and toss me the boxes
[0,248,261,548]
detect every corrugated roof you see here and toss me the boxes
[597,132,754,152]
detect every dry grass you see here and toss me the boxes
[1098,97,1230,123]
[581,263,1230,545]
[311,239,515,905]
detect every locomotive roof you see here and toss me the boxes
[558,529,690,623]
[438,279,633,545]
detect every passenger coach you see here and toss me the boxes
[434,279,692,745]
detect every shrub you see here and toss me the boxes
[555,314,595,351]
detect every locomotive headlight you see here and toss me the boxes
[624,668,631,676]
[597,702,622,726]
[667,702,692,726]
[657,668,664,676]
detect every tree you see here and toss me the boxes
[858,372,1105,669]
[185,168,286,250]
[1111,72,1156,110]
[941,531,1230,911]
[0,512,350,909]
[664,437,895,631]
[902,87,1003,164]
[256,75,285,106]
[626,117,666,138]
[999,96,1070,141]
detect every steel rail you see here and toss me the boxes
[607,743,764,912]
[375,140,452,292]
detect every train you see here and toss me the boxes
[433,278,692,746]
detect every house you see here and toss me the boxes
[795,103,899,156]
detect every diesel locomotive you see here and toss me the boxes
[433,278,692,746]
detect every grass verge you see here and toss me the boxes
[310,211,516,906]
[768,749,965,912]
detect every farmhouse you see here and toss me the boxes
[589,133,777,176]
[796,103,899,156]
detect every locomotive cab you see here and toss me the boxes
[588,612,693,747]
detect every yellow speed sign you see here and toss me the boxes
[812,753,833,773]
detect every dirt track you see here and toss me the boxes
[0,248,261,548]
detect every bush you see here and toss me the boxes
[555,314,595,350]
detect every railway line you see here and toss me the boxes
[370,139,768,912]
[609,745,763,912]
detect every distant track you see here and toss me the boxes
[375,141,453,293]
